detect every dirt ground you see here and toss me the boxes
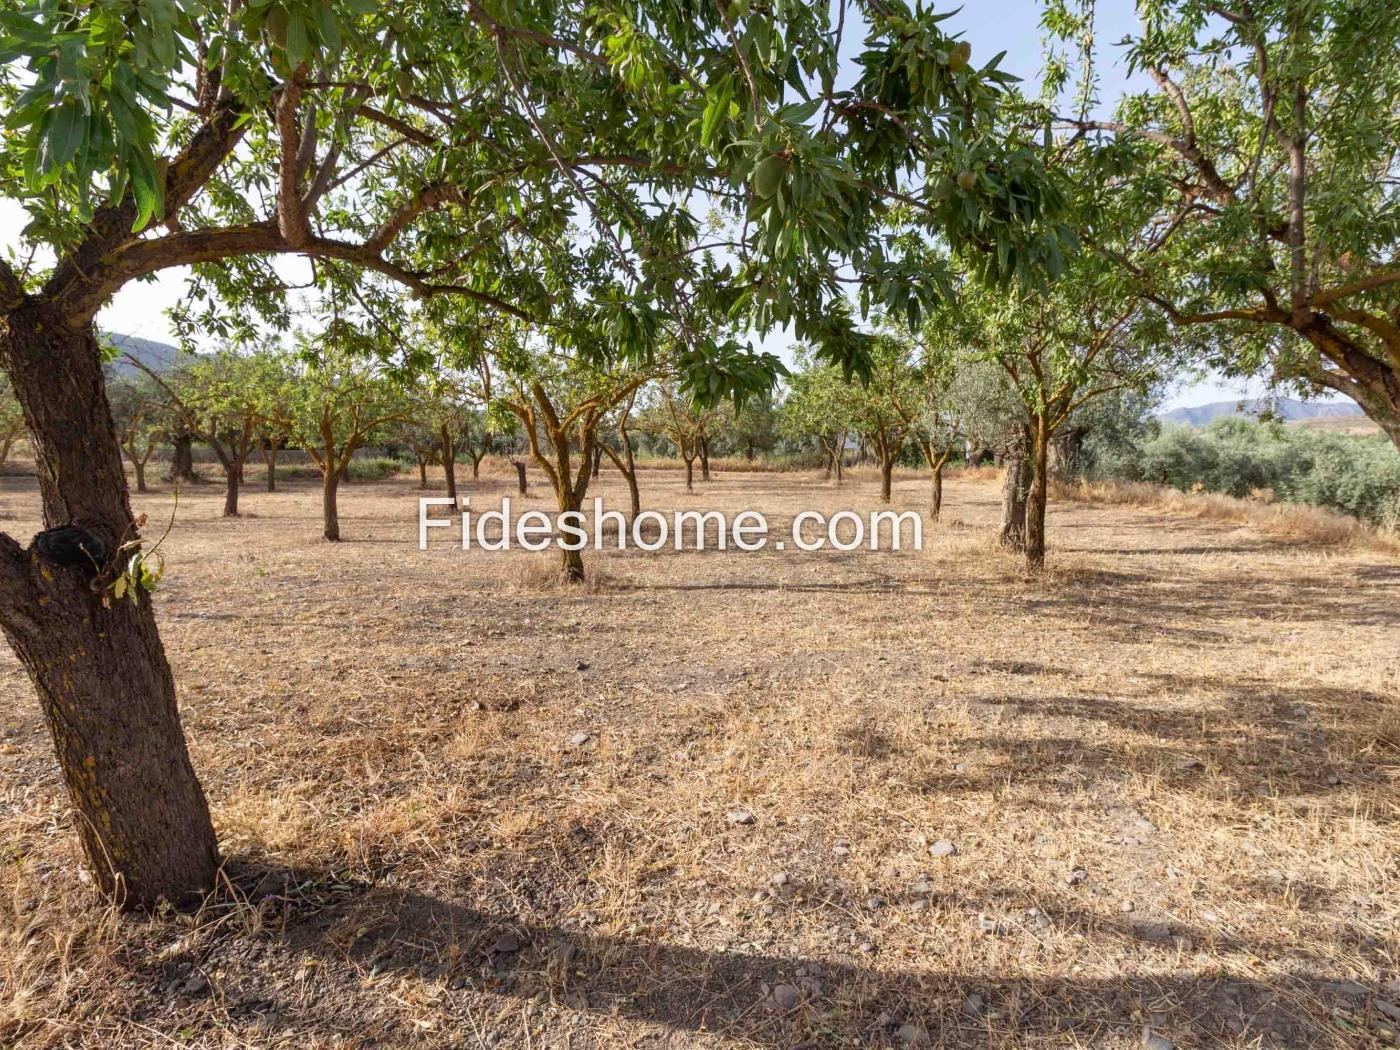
[1,463,1397,1048]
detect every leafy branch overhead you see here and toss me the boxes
[1,0,1071,402]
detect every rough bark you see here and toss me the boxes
[931,464,943,521]
[698,436,710,481]
[1025,417,1050,570]
[322,468,341,541]
[222,461,241,517]
[514,460,528,494]
[879,455,894,503]
[417,457,429,488]
[0,308,218,908]
[262,437,282,492]
[999,452,1030,552]
[684,457,695,492]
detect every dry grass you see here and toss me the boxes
[1053,476,1400,553]
[1,460,1398,1048]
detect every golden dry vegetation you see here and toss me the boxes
[1,462,1398,1048]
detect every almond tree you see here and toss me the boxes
[105,372,166,494]
[134,351,285,517]
[1046,0,1400,451]
[961,260,1181,568]
[0,0,1063,906]
[263,338,405,541]
[642,385,720,493]
[490,328,650,581]
[780,351,859,482]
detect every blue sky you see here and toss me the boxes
[0,1,1276,409]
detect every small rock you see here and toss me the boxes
[1173,757,1205,772]
[859,940,876,953]
[1374,999,1400,1022]
[1323,980,1368,998]
[865,896,885,910]
[574,660,590,671]
[1324,773,1342,786]
[1142,1029,1173,1050]
[895,1023,930,1045]
[772,984,800,1010]
[568,732,591,747]
[769,871,790,887]
[929,839,958,858]
[976,914,1004,935]
[491,932,521,954]
[726,808,755,826]
[1065,867,1088,886]
[1120,899,1136,913]
[962,992,986,1016]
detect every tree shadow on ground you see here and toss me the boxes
[124,858,1380,1049]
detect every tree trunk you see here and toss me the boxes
[263,443,279,492]
[323,467,341,541]
[417,457,428,488]
[684,457,694,492]
[591,444,601,479]
[699,437,710,481]
[999,451,1029,552]
[515,460,528,495]
[166,431,197,484]
[1025,417,1049,570]
[471,455,482,480]
[132,455,148,494]
[441,426,457,504]
[222,460,240,517]
[0,310,218,908]
[931,463,943,521]
[880,453,894,503]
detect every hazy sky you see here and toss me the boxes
[0,0,1275,409]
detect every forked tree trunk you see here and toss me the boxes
[999,452,1030,552]
[1025,416,1050,570]
[166,431,197,483]
[0,309,218,908]
[127,445,149,494]
[471,454,482,479]
[684,456,695,492]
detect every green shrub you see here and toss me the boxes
[1088,417,1400,526]
[346,455,409,481]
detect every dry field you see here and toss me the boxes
[1,462,1398,1049]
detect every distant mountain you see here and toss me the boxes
[101,332,183,375]
[1160,397,1364,427]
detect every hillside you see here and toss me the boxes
[1160,396,1363,426]
[101,331,183,374]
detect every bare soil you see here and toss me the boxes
[1,463,1397,1048]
